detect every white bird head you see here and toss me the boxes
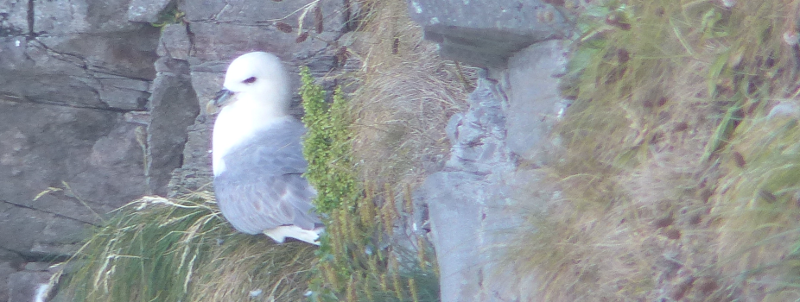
[211,51,294,176]
[213,51,291,115]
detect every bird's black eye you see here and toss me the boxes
[243,77,256,84]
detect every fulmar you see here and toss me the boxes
[211,51,322,245]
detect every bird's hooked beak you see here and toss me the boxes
[206,89,234,115]
[214,89,234,107]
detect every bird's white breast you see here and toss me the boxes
[212,95,290,176]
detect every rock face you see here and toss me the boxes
[504,40,572,166]
[0,0,161,299]
[408,0,569,67]
[411,0,574,301]
[0,0,346,300]
[424,76,530,301]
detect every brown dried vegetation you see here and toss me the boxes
[508,0,800,301]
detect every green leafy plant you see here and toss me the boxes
[301,67,359,214]
[151,5,186,28]
[300,67,438,302]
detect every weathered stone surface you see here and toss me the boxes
[504,39,571,165]
[445,77,511,173]
[0,262,14,302]
[423,76,544,302]
[0,101,146,204]
[408,0,570,67]
[187,22,329,61]
[230,0,344,32]
[1,6,161,272]
[1,40,102,108]
[178,0,226,21]
[182,0,345,32]
[423,171,483,301]
[0,100,146,258]
[0,0,27,36]
[36,31,159,80]
[95,74,151,110]
[33,0,142,34]
[188,69,226,110]
[480,168,546,301]
[167,120,214,196]
[0,2,162,283]
[146,57,200,196]
[0,204,49,256]
[407,1,574,298]
[0,250,23,267]
[127,0,172,23]
[8,270,52,302]
[425,168,545,301]
[418,39,572,302]
[0,33,158,110]
[0,250,23,302]
[156,24,191,60]
[177,0,342,66]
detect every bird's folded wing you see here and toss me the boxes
[215,172,319,233]
[214,119,320,234]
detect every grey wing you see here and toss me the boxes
[213,119,320,234]
[215,172,319,233]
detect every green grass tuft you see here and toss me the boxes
[58,194,317,302]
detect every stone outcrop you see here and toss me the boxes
[0,0,161,299]
[411,0,574,301]
[408,0,570,67]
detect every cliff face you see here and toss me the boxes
[409,1,573,300]
[0,0,161,300]
[0,0,572,300]
[0,0,347,299]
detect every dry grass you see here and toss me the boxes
[508,0,800,301]
[302,66,439,301]
[189,232,317,301]
[344,0,475,190]
[310,182,439,302]
[58,193,318,302]
[300,0,470,299]
[712,115,800,301]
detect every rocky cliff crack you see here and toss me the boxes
[213,1,232,21]
[26,0,33,36]
[185,23,196,57]
[2,96,133,113]
[29,39,89,70]
[28,38,151,81]
[0,200,99,227]
[0,246,70,263]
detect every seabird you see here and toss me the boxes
[211,51,322,245]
